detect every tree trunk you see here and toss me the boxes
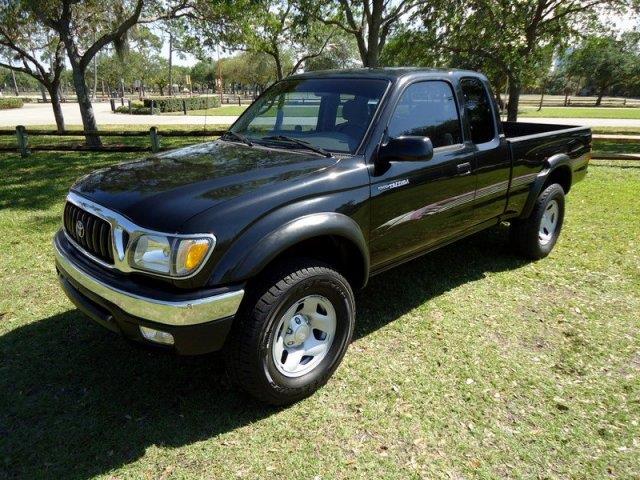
[71,66,101,147]
[364,46,379,68]
[48,84,66,133]
[11,70,19,96]
[39,84,48,102]
[595,86,606,106]
[92,31,98,100]
[168,33,173,96]
[506,79,521,122]
[274,53,284,81]
[537,88,545,112]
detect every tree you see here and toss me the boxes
[21,0,146,146]
[565,33,640,104]
[191,60,217,90]
[0,67,40,94]
[308,0,428,68]
[305,30,359,71]
[410,0,629,120]
[189,0,336,80]
[0,2,67,131]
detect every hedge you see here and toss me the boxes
[0,97,24,109]
[115,105,153,115]
[142,96,221,112]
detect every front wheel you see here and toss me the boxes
[511,183,566,259]
[226,259,355,405]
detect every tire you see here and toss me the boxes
[511,183,565,260]
[226,258,355,405]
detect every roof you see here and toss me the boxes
[289,67,483,81]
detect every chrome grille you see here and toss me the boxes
[63,201,114,264]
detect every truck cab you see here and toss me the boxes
[54,68,591,404]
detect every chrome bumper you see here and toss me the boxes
[54,239,244,327]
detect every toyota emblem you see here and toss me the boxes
[75,219,85,238]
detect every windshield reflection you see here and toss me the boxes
[230,78,389,154]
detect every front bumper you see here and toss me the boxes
[54,230,245,354]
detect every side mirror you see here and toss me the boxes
[378,136,434,163]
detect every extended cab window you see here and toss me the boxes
[387,81,462,148]
[460,78,495,144]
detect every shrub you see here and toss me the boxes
[142,96,221,112]
[0,97,24,109]
[115,104,153,115]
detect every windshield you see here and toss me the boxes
[230,78,389,154]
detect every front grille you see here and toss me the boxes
[63,202,114,264]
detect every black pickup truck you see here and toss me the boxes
[54,68,590,404]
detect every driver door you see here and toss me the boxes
[369,80,477,269]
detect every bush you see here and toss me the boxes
[115,104,153,115]
[142,96,221,112]
[0,97,24,109]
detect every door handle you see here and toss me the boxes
[456,162,472,176]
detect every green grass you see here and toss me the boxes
[166,104,640,121]
[0,124,228,151]
[591,127,640,135]
[176,104,323,118]
[165,105,248,116]
[519,107,640,119]
[1,148,640,478]
[592,140,640,156]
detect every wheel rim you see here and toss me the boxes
[271,294,337,378]
[539,199,559,245]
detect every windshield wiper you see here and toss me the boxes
[261,135,332,158]
[222,131,253,147]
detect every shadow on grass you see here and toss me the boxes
[0,152,135,211]
[0,226,527,479]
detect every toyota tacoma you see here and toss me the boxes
[54,68,591,404]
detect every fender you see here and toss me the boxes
[210,212,370,287]
[519,153,572,219]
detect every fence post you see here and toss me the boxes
[15,125,29,158]
[149,126,160,153]
[182,99,187,115]
[150,100,155,115]
[128,99,132,114]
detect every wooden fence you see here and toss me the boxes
[0,125,637,161]
[0,126,226,157]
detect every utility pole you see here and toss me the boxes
[168,32,173,96]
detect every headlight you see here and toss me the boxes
[130,234,214,277]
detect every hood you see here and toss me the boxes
[71,141,339,232]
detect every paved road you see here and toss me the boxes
[3,102,640,128]
[0,102,237,127]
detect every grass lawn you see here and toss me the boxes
[1,146,639,478]
[591,126,640,135]
[165,105,248,116]
[519,107,640,119]
[592,140,640,156]
[176,105,323,117]
[0,124,228,151]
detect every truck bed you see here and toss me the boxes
[501,121,592,218]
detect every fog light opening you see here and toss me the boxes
[139,326,175,345]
